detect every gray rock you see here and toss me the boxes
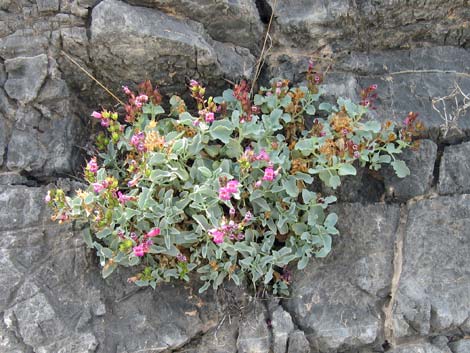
[6,106,82,176]
[449,339,470,353]
[4,55,49,104]
[126,0,263,51]
[392,195,470,339]
[384,139,438,201]
[389,342,451,353]
[37,0,59,12]
[237,302,270,353]
[287,330,310,353]
[90,0,254,96]
[271,306,294,353]
[0,116,5,166]
[0,186,45,231]
[284,203,400,352]
[0,31,49,59]
[438,141,470,195]
[269,1,470,52]
[344,47,470,141]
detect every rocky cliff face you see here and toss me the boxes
[1,1,470,352]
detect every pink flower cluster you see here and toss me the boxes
[91,111,110,127]
[218,180,240,201]
[117,191,132,204]
[262,164,278,182]
[134,94,149,108]
[209,220,244,244]
[130,132,146,152]
[86,157,99,173]
[132,228,160,257]
[92,180,109,193]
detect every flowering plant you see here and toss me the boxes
[47,67,421,294]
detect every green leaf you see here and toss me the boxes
[142,104,165,118]
[224,138,243,159]
[324,213,338,227]
[96,228,112,240]
[82,228,93,248]
[283,176,299,197]
[198,166,212,178]
[364,120,382,133]
[338,164,356,176]
[319,102,333,112]
[329,174,341,189]
[102,261,117,279]
[210,125,232,143]
[305,104,316,115]
[391,160,410,178]
[297,256,309,270]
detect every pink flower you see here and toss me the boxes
[133,244,145,257]
[87,157,99,173]
[44,191,51,203]
[256,149,270,162]
[262,166,275,181]
[254,180,262,188]
[127,177,140,188]
[91,111,102,119]
[146,228,161,238]
[226,180,239,193]
[205,112,215,123]
[101,118,110,127]
[354,151,360,159]
[92,182,105,193]
[210,229,225,244]
[229,208,236,217]
[369,84,378,91]
[189,79,199,87]
[219,187,231,201]
[193,119,200,127]
[122,86,132,95]
[243,211,253,223]
[177,253,187,262]
[136,94,148,103]
[117,191,131,204]
[320,131,326,137]
[342,128,349,135]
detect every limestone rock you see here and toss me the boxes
[237,302,270,353]
[384,139,438,201]
[287,330,310,353]
[389,342,451,353]
[4,55,48,104]
[126,0,263,51]
[438,141,470,195]
[449,339,470,353]
[271,306,294,353]
[284,203,400,352]
[392,195,470,339]
[90,0,255,96]
[37,0,60,13]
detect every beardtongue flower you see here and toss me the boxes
[226,180,239,193]
[133,244,145,257]
[117,191,131,204]
[101,118,110,127]
[87,157,99,173]
[262,166,275,181]
[91,111,102,119]
[92,182,105,193]
[218,187,231,201]
[146,228,161,237]
[210,229,225,244]
[205,112,215,123]
[256,149,270,162]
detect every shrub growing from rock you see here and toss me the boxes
[47,66,421,294]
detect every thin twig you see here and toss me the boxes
[60,50,125,106]
[250,0,278,97]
